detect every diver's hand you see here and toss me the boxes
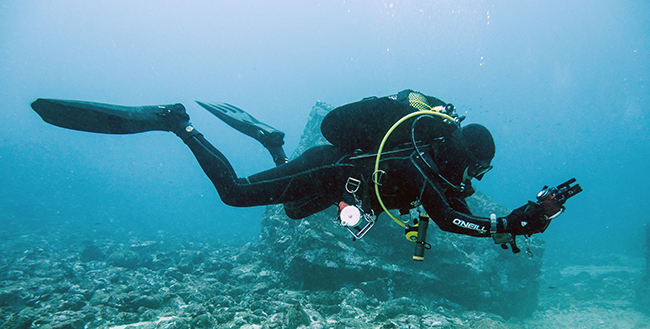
[504,202,549,235]
[504,178,583,236]
[536,178,583,218]
[540,194,563,218]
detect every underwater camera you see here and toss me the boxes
[537,178,583,219]
[537,178,582,204]
[495,178,583,256]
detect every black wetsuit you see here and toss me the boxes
[180,90,507,237]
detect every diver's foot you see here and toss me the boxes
[195,101,285,147]
[195,101,287,164]
[158,103,199,138]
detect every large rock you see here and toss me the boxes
[259,101,543,319]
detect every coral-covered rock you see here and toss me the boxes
[107,250,139,269]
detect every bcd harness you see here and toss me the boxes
[333,93,463,260]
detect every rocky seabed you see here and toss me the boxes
[1,227,649,329]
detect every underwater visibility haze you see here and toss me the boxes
[1,0,649,327]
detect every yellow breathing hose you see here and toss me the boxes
[373,106,456,228]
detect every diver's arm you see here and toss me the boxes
[420,185,497,237]
[408,152,499,237]
[420,183,550,238]
[408,152,547,237]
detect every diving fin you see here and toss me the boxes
[30,98,189,134]
[196,101,288,165]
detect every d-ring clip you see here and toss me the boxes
[345,177,361,194]
[372,170,386,186]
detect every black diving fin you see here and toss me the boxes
[30,98,188,134]
[196,101,288,165]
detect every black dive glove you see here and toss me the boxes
[503,178,583,236]
[494,178,581,254]
[504,201,548,235]
[494,202,551,255]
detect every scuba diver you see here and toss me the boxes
[30,89,581,260]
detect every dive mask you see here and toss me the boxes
[467,162,493,180]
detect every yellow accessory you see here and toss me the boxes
[404,223,419,241]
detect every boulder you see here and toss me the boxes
[107,250,139,269]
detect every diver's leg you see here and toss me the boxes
[233,145,351,208]
[283,194,339,219]
[266,142,288,166]
[179,132,239,193]
[176,124,351,213]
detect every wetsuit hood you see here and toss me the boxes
[461,124,495,179]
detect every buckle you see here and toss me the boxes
[345,177,361,194]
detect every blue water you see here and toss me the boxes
[1,1,648,264]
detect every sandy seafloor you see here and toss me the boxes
[1,219,648,329]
